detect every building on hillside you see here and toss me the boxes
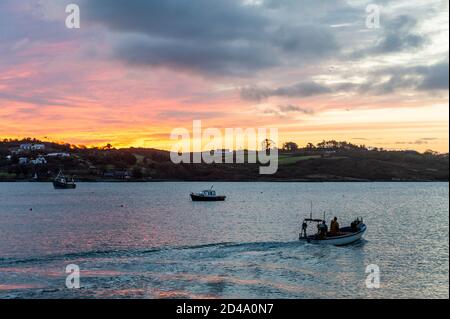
[19,144,45,151]
[46,153,71,158]
[31,156,47,165]
[32,144,45,151]
[20,144,33,150]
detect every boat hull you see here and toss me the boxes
[190,194,226,202]
[300,224,366,246]
[53,181,76,189]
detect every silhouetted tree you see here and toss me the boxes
[282,142,299,152]
[262,139,275,152]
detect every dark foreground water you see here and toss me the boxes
[0,182,448,299]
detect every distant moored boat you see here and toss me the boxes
[53,170,76,189]
[190,186,226,201]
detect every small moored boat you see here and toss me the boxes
[190,186,226,202]
[53,170,76,189]
[299,216,366,246]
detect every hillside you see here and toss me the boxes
[0,138,448,182]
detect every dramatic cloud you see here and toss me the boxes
[376,15,426,52]
[0,0,448,152]
[241,59,449,101]
[111,33,280,75]
[417,60,450,91]
[352,14,427,58]
[365,59,450,94]
[80,0,339,75]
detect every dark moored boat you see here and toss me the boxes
[190,187,226,202]
[53,170,76,189]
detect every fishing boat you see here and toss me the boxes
[299,207,366,245]
[53,170,76,189]
[190,186,226,202]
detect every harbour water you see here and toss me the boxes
[0,182,448,299]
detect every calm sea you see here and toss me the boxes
[0,182,448,299]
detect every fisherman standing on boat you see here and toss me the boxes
[318,220,328,239]
[330,217,340,236]
[301,220,308,238]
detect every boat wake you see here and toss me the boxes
[0,240,371,299]
[0,241,302,266]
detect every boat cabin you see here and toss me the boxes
[200,190,217,197]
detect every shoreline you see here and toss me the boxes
[0,179,448,183]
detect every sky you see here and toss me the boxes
[0,0,448,152]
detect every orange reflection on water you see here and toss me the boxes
[0,284,43,291]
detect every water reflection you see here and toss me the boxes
[0,182,448,299]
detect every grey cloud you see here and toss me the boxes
[368,60,449,94]
[112,34,279,75]
[349,60,449,95]
[0,91,74,108]
[80,0,340,76]
[263,104,315,116]
[241,82,332,101]
[376,33,425,53]
[396,140,429,145]
[82,0,266,41]
[272,25,338,55]
[240,59,449,101]
[352,15,427,58]
[418,61,449,91]
[278,104,314,114]
[262,0,363,25]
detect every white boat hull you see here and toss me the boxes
[301,224,367,246]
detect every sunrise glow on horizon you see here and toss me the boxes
[0,1,448,153]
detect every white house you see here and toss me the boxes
[20,144,33,150]
[31,156,47,165]
[18,157,29,165]
[46,153,70,158]
[19,143,45,151]
[32,144,45,151]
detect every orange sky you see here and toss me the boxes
[0,1,448,153]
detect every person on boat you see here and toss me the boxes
[330,217,340,236]
[318,221,328,239]
[301,221,308,238]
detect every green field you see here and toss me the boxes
[278,155,322,165]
